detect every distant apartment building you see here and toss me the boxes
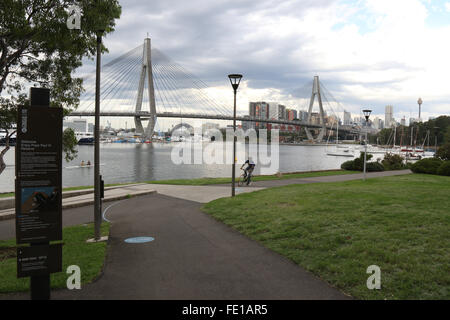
[278,105,287,120]
[385,105,394,128]
[298,111,309,122]
[310,112,321,125]
[343,111,352,125]
[287,109,297,121]
[400,117,406,126]
[373,117,383,130]
[249,102,269,129]
[353,116,364,125]
[326,115,338,126]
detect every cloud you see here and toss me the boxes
[78,0,450,129]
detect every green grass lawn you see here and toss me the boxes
[202,174,450,299]
[0,170,357,198]
[0,223,110,293]
[146,170,359,185]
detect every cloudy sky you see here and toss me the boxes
[80,0,450,129]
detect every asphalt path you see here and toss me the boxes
[1,170,412,299]
[51,193,350,300]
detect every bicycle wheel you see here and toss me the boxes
[237,174,246,187]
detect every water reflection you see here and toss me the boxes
[0,143,355,192]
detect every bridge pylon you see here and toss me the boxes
[134,37,157,139]
[305,76,326,142]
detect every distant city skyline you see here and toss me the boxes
[73,0,450,131]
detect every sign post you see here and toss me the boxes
[15,88,63,300]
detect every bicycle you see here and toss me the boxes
[237,168,252,186]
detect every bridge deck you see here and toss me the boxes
[68,112,358,133]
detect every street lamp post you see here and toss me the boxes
[228,74,243,197]
[417,98,423,121]
[362,109,372,181]
[94,30,104,240]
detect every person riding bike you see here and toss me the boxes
[241,158,256,185]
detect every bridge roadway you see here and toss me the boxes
[69,111,359,133]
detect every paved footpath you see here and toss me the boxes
[0,170,411,300]
[226,169,412,188]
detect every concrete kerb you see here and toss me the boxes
[0,188,156,221]
[0,183,148,211]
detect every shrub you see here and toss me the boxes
[382,153,405,170]
[411,158,443,174]
[366,162,385,172]
[341,160,356,171]
[437,161,450,176]
[341,152,381,172]
[436,143,450,161]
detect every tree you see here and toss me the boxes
[436,143,450,161]
[0,0,121,175]
[444,126,450,144]
[0,103,16,174]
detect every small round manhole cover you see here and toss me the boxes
[124,237,155,244]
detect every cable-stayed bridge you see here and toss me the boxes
[69,38,360,140]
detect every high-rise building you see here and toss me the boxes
[344,111,352,125]
[267,102,279,120]
[298,111,309,122]
[373,117,383,130]
[400,117,406,126]
[286,109,297,121]
[278,105,286,120]
[385,105,394,128]
[249,102,269,129]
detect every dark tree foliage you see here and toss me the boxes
[0,0,121,173]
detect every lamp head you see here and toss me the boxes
[228,74,243,92]
[418,97,423,105]
[362,109,372,122]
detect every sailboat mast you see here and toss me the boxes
[393,125,396,148]
[336,120,339,146]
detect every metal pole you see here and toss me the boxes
[94,33,103,240]
[232,90,236,197]
[363,124,368,181]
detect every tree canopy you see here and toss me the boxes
[0,0,121,174]
[0,0,121,108]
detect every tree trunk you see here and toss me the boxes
[0,132,13,175]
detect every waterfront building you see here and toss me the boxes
[63,119,93,133]
[298,111,309,122]
[287,109,297,121]
[249,102,269,129]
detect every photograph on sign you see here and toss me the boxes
[21,187,59,214]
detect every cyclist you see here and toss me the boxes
[241,158,256,185]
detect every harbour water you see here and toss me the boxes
[0,143,357,192]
